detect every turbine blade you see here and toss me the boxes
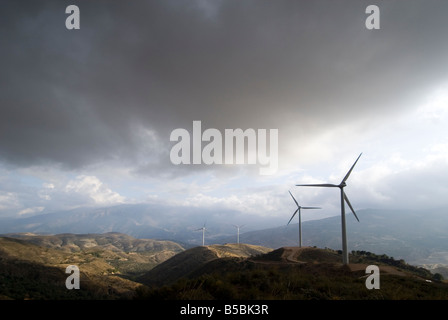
[301,207,321,209]
[288,190,299,207]
[341,153,362,184]
[287,208,299,225]
[344,191,359,222]
[296,183,339,187]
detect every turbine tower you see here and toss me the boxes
[233,224,244,244]
[296,153,362,265]
[195,222,207,246]
[287,190,321,248]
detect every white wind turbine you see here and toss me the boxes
[287,190,321,248]
[195,222,207,246]
[296,153,362,265]
[233,224,244,244]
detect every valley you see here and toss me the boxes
[2,205,447,270]
[2,231,446,301]
[0,232,184,299]
[1,209,448,301]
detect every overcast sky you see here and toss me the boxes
[1,0,448,224]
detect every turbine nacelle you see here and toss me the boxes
[295,153,362,223]
[287,190,321,225]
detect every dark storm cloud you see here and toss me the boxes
[1,0,448,172]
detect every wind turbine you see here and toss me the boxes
[296,153,362,265]
[233,224,244,244]
[287,190,321,248]
[195,222,207,246]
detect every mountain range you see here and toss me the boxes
[0,203,279,245]
[1,231,448,301]
[1,204,447,267]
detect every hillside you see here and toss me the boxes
[249,246,342,265]
[3,232,184,279]
[7,232,183,253]
[137,243,272,286]
[0,233,185,300]
[136,246,448,300]
[207,243,273,259]
[2,230,447,300]
[0,237,139,299]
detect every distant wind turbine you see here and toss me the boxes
[296,153,362,265]
[195,222,207,246]
[233,224,244,244]
[287,190,321,248]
